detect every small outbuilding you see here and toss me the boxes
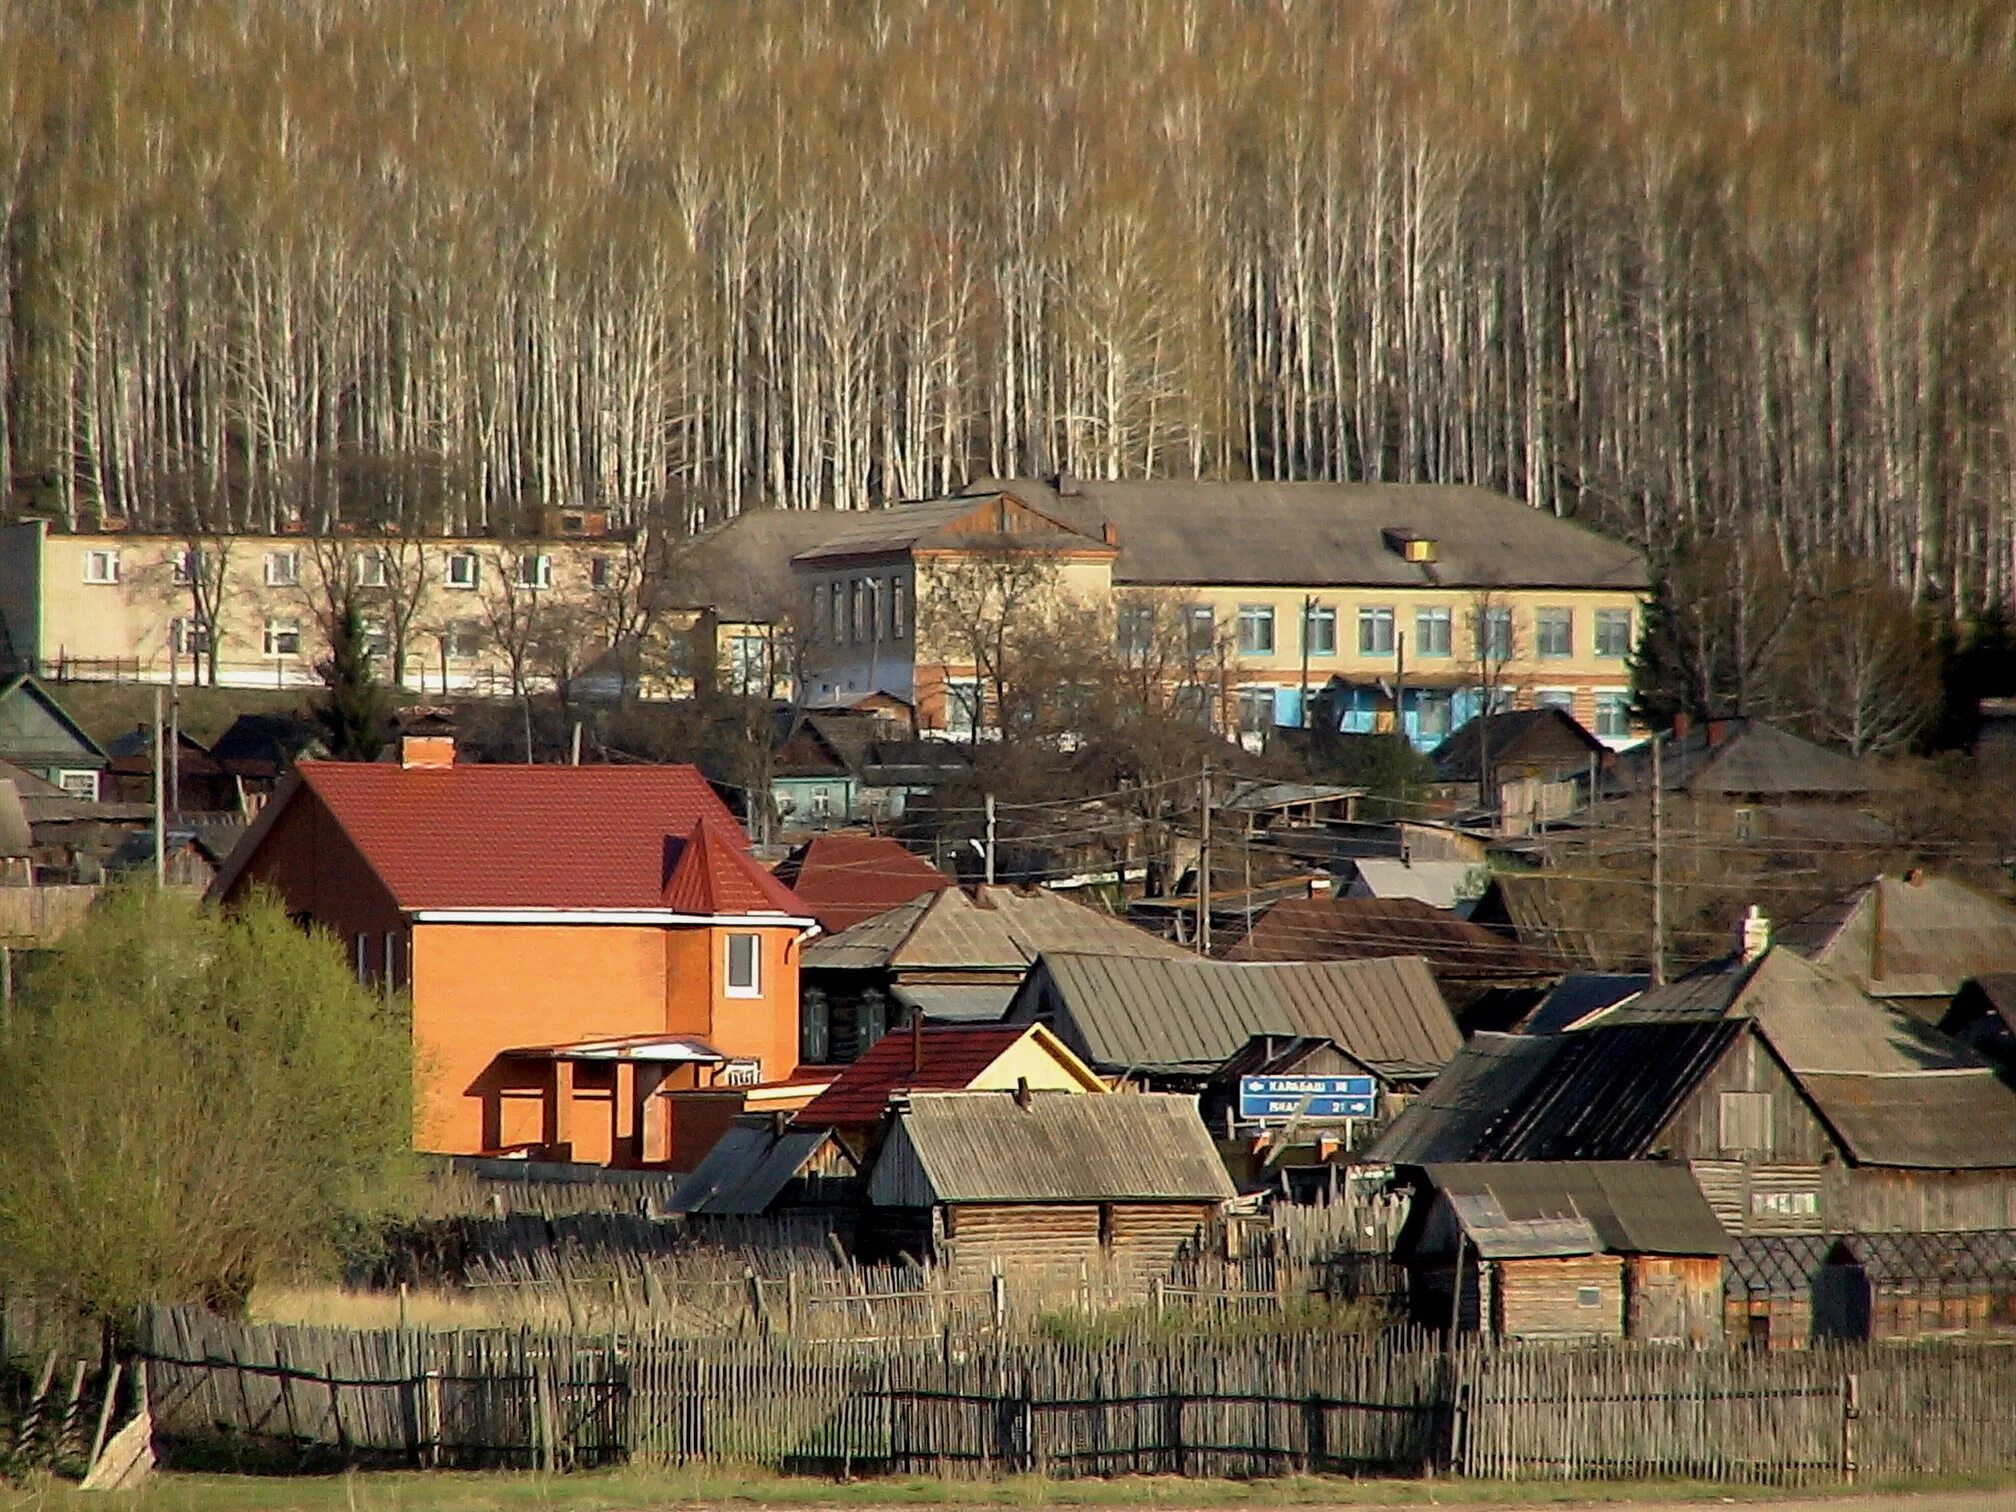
[669,1115,861,1221]
[1396,1161,1728,1345]
[863,1090,1235,1287]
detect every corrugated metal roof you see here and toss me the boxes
[1347,859,1479,911]
[803,885,1187,973]
[1446,1193,1600,1258]
[1017,950,1460,1077]
[1421,1162,1728,1257]
[669,1121,857,1215]
[1517,973,1650,1034]
[869,1090,1235,1204]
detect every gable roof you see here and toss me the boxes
[662,816,809,916]
[1015,951,1460,1079]
[961,479,1648,590]
[1224,895,1557,980]
[1517,973,1652,1034]
[804,884,1186,972]
[792,493,1115,567]
[1608,719,1872,799]
[1431,708,1607,785]
[771,833,951,934]
[216,760,811,916]
[867,1090,1235,1204]
[1416,1162,1727,1258]
[657,507,858,619]
[208,712,323,770]
[0,674,109,768]
[1781,874,2016,1001]
[669,1119,859,1215]
[795,1022,1101,1128]
[1346,859,1481,912]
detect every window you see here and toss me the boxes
[860,992,889,1052]
[944,677,982,737]
[1576,1287,1604,1309]
[809,787,833,820]
[1536,607,1574,659]
[262,619,302,657]
[1304,604,1337,657]
[1414,690,1454,741]
[264,550,300,587]
[1184,604,1216,657]
[56,770,99,801]
[588,556,613,591]
[889,576,906,639]
[852,578,876,642]
[1733,806,1755,842]
[725,933,761,997]
[170,547,199,586]
[360,619,390,659]
[1594,608,1633,659]
[729,633,770,695]
[1594,690,1632,739]
[445,551,479,589]
[1117,601,1156,657]
[1357,605,1395,656]
[1237,604,1276,656]
[1752,1190,1818,1219]
[1415,606,1453,657]
[170,616,212,656]
[82,549,121,585]
[801,988,832,1064]
[1235,686,1277,735]
[829,581,846,643]
[355,549,387,588]
[1477,607,1513,662]
[1719,1091,1774,1154]
[1171,684,1212,728]
[445,620,482,660]
[513,553,552,590]
[1535,689,1575,714]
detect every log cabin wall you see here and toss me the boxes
[1489,1255,1625,1343]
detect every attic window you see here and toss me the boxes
[1381,527,1437,563]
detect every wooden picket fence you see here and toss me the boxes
[133,1306,2016,1483]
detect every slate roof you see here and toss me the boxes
[1417,1162,1728,1258]
[1727,1231,2016,1300]
[961,479,1649,590]
[215,761,810,915]
[1606,719,1872,799]
[657,507,860,620]
[796,1023,1096,1128]
[804,884,1185,972]
[1346,859,1481,912]
[0,674,109,768]
[1781,874,2016,1001]
[1431,708,1607,785]
[1224,895,1557,980]
[868,1090,1235,1205]
[771,833,951,934]
[1014,950,1461,1079]
[669,1120,858,1216]
[792,495,1115,567]
[662,816,810,916]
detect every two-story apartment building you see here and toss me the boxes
[791,479,1650,748]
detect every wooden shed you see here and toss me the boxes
[863,1089,1235,1288]
[1397,1162,1728,1346]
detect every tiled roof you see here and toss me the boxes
[771,833,951,934]
[663,815,809,916]
[260,761,764,911]
[795,1024,1033,1128]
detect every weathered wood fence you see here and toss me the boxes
[134,1307,2016,1483]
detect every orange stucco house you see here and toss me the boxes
[212,737,818,1166]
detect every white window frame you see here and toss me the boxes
[444,550,480,590]
[1236,604,1276,657]
[725,932,762,998]
[1235,685,1277,735]
[1534,688,1576,714]
[1304,604,1337,657]
[1117,602,1156,657]
[355,549,388,588]
[56,769,99,800]
[263,619,303,658]
[445,620,482,660]
[943,676,982,737]
[264,549,300,588]
[170,547,198,586]
[1593,689,1632,739]
[513,553,552,590]
[82,549,121,585]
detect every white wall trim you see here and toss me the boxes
[410,908,817,928]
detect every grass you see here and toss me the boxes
[48,682,312,748]
[7,1466,2016,1512]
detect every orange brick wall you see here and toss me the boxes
[665,924,804,1084]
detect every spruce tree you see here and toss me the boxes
[316,602,389,761]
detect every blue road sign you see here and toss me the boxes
[1237,1074,1377,1122]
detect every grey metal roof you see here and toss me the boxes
[1793,1071,2016,1169]
[893,982,1017,1023]
[1785,874,2016,1001]
[1015,950,1460,1078]
[964,479,1649,591]
[658,507,859,619]
[669,1121,856,1216]
[869,1090,1235,1204]
[1517,973,1651,1034]
[1419,1162,1728,1257]
[804,885,1187,973]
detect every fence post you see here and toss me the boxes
[1841,1371,1859,1485]
[85,1361,123,1474]
[991,1273,1007,1331]
[423,1369,443,1468]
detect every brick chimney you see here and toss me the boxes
[400,735,456,770]
[1101,520,1119,546]
[1308,875,1334,898]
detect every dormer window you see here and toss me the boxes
[1381,527,1438,563]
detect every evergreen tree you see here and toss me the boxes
[316,602,389,761]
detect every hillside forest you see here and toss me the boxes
[2,0,2015,633]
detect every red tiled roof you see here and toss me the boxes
[285,761,755,911]
[771,833,950,933]
[663,815,810,916]
[795,1024,1031,1128]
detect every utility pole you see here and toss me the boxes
[151,687,166,889]
[1196,759,1212,957]
[983,792,996,885]
[167,629,181,824]
[1393,630,1407,747]
[1651,730,1666,985]
[1298,595,1315,729]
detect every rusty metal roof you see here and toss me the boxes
[1014,950,1460,1078]
[1225,895,1558,981]
[868,1090,1235,1205]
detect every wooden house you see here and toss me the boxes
[1396,1162,1727,1345]
[1781,871,2016,1024]
[863,1089,1235,1286]
[1941,975,2016,1079]
[0,674,109,799]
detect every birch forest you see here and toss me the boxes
[4,0,2015,616]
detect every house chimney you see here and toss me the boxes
[1055,472,1082,498]
[1904,867,1926,887]
[1739,904,1771,963]
[1014,1076,1033,1111]
[1672,711,1691,740]
[1101,520,1119,547]
[1308,875,1334,899]
[400,734,455,770]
